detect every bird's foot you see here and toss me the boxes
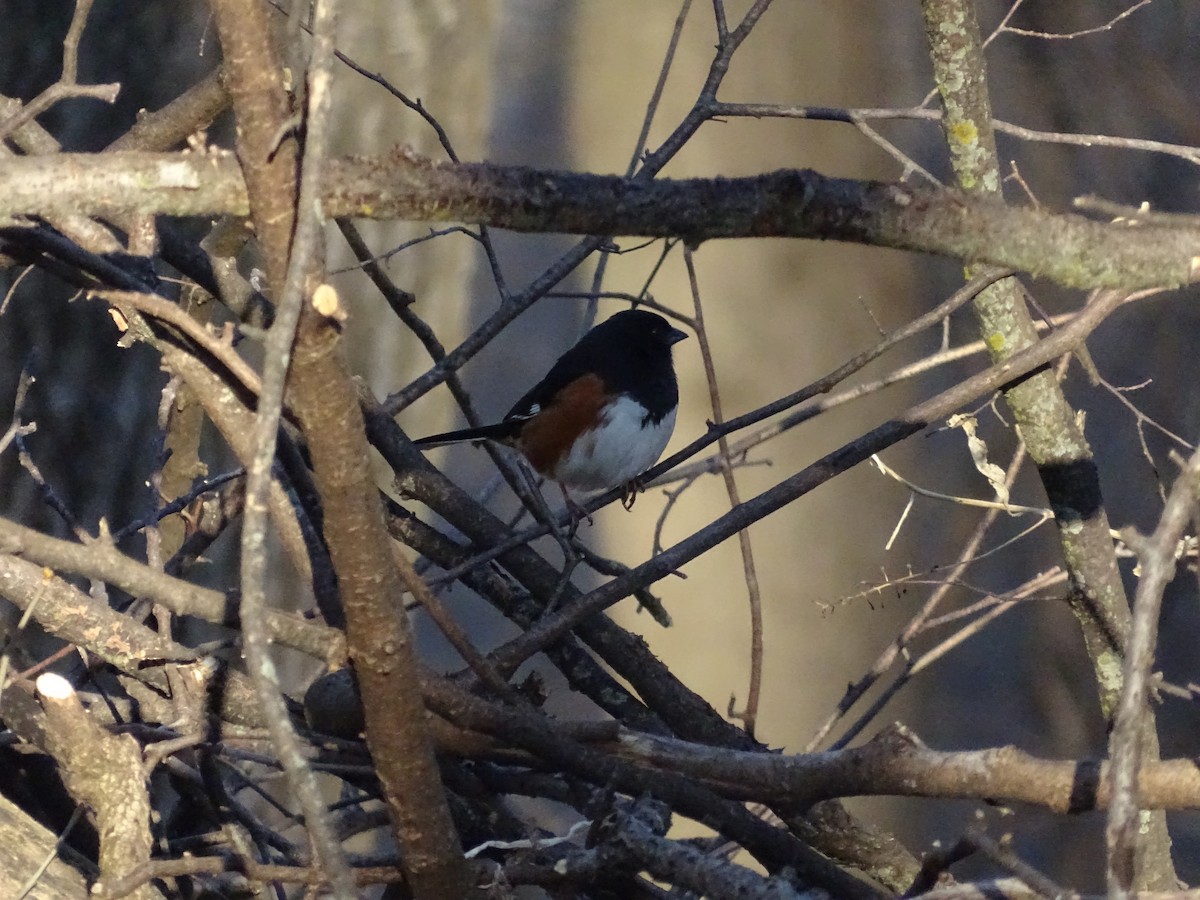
[620,478,646,510]
[558,483,593,535]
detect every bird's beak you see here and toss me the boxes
[667,326,688,345]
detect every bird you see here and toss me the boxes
[414,309,688,523]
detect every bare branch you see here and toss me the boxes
[0,515,339,664]
[614,723,1200,814]
[2,153,1197,291]
[684,245,764,738]
[35,673,157,900]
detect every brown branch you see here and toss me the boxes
[384,501,672,736]
[613,723,1200,814]
[93,857,405,899]
[59,0,93,84]
[105,68,229,153]
[232,4,472,897]
[388,542,512,698]
[35,673,158,900]
[791,800,923,893]
[962,826,1069,900]
[599,798,808,900]
[209,0,296,295]
[0,553,193,679]
[0,549,265,731]
[96,290,262,397]
[154,344,316,590]
[0,514,341,665]
[0,92,121,255]
[421,677,884,899]
[102,66,230,255]
[210,0,356,893]
[140,299,214,563]
[0,796,89,899]
[290,307,472,898]
[1,152,1197,291]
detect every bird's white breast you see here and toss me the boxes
[550,396,677,492]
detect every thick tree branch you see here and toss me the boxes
[0,554,193,679]
[208,0,471,892]
[421,677,884,899]
[211,0,359,894]
[0,549,266,730]
[0,792,89,899]
[104,67,228,154]
[614,724,1200,815]
[0,152,1196,290]
[36,673,159,900]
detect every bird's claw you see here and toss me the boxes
[620,478,645,510]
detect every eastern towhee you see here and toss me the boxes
[415,309,688,520]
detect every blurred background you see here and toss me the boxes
[3,0,1200,889]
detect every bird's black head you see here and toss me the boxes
[593,309,689,351]
[572,310,687,419]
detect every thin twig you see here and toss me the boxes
[1107,447,1200,897]
[390,542,514,698]
[0,0,119,144]
[684,245,764,738]
[96,290,263,397]
[964,825,1074,900]
[830,571,1060,752]
[706,101,1200,168]
[1000,1,1152,40]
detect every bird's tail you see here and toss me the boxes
[413,421,516,448]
